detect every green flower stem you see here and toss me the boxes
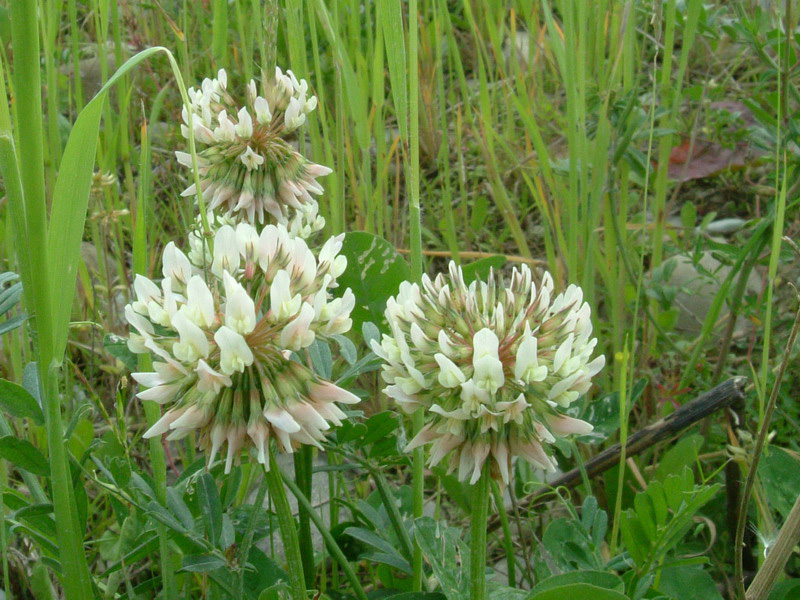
[411,410,425,591]
[490,480,515,587]
[280,467,368,600]
[295,445,316,588]
[266,450,307,600]
[134,113,175,600]
[0,460,8,600]
[470,465,491,600]
[238,471,269,597]
[406,0,424,586]
[371,467,414,563]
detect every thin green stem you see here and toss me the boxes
[406,0,425,591]
[411,410,425,591]
[261,0,278,84]
[134,115,175,600]
[469,466,491,600]
[371,467,414,562]
[609,340,630,557]
[491,480,515,588]
[266,450,307,600]
[238,471,269,598]
[0,460,9,600]
[294,446,315,589]
[281,466,368,600]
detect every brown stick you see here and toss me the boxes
[489,377,747,532]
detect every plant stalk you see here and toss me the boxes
[294,445,316,589]
[238,471,269,597]
[281,466,368,600]
[469,464,491,600]
[491,480,515,587]
[267,449,307,600]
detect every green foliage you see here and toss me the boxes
[529,571,625,595]
[759,447,800,519]
[336,231,412,330]
[526,584,628,600]
[1,1,798,598]
[414,517,470,599]
[619,467,719,591]
[0,436,49,477]
[0,379,44,425]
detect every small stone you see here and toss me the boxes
[664,252,761,339]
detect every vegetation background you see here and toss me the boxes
[0,0,798,598]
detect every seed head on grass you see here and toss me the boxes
[126,223,357,472]
[177,68,330,225]
[373,262,605,485]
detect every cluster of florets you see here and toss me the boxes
[177,68,330,225]
[373,262,604,485]
[126,223,357,472]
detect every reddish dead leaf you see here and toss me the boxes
[667,139,750,181]
[664,100,760,181]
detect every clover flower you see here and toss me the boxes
[373,262,605,485]
[177,68,330,224]
[126,223,357,472]
[186,203,325,271]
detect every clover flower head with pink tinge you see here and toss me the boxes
[373,262,605,485]
[177,68,330,225]
[126,223,357,472]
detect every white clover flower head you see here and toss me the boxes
[375,262,605,486]
[126,226,357,473]
[177,67,329,225]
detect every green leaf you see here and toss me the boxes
[257,586,287,600]
[144,501,189,535]
[0,280,22,314]
[198,472,223,546]
[541,516,603,572]
[656,565,723,600]
[460,256,507,285]
[0,378,44,424]
[0,313,28,335]
[103,333,138,371]
[380,0,408,141]
[361,412,402,447]
[46,46,173,362]
[308,338,333,379]
[531,571,625,595]
[335,232,411,331]
[578,392,620,444]
[244,546,287,597]
[361,551,413,575]
[257,582,290,600]
[414,517,469,599]
[486,588,528,600]
[178,553,226,573]
[759,447,800,518]
[332,334,358,365]
[345,526,398,556]
[526,583,628,600]
[767,580,800,600]
[0,435,49,476]
[655,434,703,481]
[680,201,696,229]
[381,594,447,600]
[362,321,380,347]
